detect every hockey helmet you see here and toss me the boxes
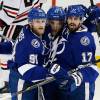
[47,6,65,21]
[28,8,47,22]
[66,5,86,18]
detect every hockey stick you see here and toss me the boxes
[90,0,94,6]
[68,59,100,75]
[1,59,100,100]
[0,77,55,100]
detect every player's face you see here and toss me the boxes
[67,16,82,32]
[49,20,63,36]
[30,19,46,36]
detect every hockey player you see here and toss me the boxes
[48,5,99,100]
[0,0,46,94]
[8,8,48,100]
[84,5,100,33]
[43,6,66,65]
[84,5,100,67]
[42,6,66,100]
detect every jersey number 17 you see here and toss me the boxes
[82,52,93,63]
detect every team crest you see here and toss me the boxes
[31,39,40,48]
[80,36,90,46]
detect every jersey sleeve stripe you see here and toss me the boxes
[18,64,36,76]
[88,64,99,73]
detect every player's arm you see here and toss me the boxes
[0,41,13,69]
[19,64,49,82]
[8,53,49,83]
[0,41,13,54]
[48,61,99,92]
[8,33,48,83]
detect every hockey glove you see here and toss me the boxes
[67,71,83,92]
[49,64,83,92]
[79,64,99,84]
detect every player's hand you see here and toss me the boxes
[49,64,83,92]
[49,64,69,84]
[67,71,83,92]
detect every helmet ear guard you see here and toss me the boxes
[28,8,47,22]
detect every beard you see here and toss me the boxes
[32,27,45,36]
[67,23,81,33]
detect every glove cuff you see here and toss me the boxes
[50,64,61,74]
[71,71,83,86]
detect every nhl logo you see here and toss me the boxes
[80,36,90,46]
[31,39,40,48]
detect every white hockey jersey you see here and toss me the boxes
[0,0,46,25]
[0,0,46,41]
[0,0,20,25]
